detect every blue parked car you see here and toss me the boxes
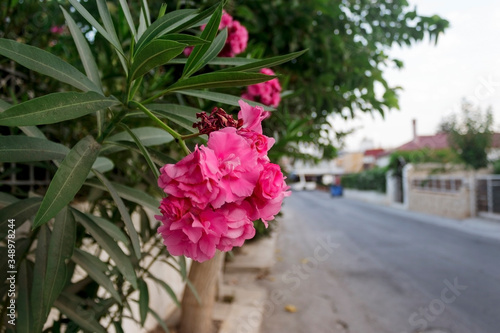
[330,184,343,197]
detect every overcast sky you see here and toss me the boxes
[339,0,500,151]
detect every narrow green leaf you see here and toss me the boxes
[0,197,42,239]
[0,136,69,162]
[54,292,106,333]
[219,50,308,72]
[0,100,50,138]
[61,7,102,91]
[149,307,169,333]
[130,40,186,80]
[138,279,149,326]
[17,261,32,333]
[107,126,174,146]
[168,57,256,65]
[34,136,101,228]
[164,72,277,94]
[179,256,187,280]
[85,214,130,245]
[135,9,196,54]
[0,192,18,207]
[170,2,219,33]
[0,91,120,126]
[43,207,76,317]
[137,8,147,39]
[101,140,177,165]
[186,278,201,304]
[93,170,142,259]
[0,38,100,92]
[84,179,159,211]
[90,156,114,175]
[72,209,138,289]
[67,0,124,57]
[161,34,208,46]
[183,3,222,77]
[196,28,227,73]
[72,249,122,304]
[119,0,137,39]
[31,225,50,333]
[148,274,180,307]
[120,124,160,178]
[148,103,199,133]
[176,89,275,111]
[113,321,126,333]
[140,0,151,26]
[97,0,119,43]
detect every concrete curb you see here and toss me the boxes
[216,231,279,333]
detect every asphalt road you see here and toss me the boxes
[258,190,500,333]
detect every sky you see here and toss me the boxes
[339,0,500,151]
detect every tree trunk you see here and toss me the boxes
[179,251,224,333]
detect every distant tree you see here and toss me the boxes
[441,100,493,170]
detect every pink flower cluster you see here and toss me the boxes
[156,101,290,262]
[242,68,282,107]
[184,10,248,58]
[50,25,65,35]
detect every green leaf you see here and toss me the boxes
[168,56,257,66]
[0,38,100,92]
[113,321,125,333]
[84,179,159,211]
[0,91,120,126]
[195,28,227,73]
[72,209,138,289]
[93,170,142,259]
[176,89,275,111]
[71,249,122,304]
[61,7,102,91]
[219,50,308,72]
[106,126,174,147]
[119,0,137,39]
[34,136,101,228]
[101,140,176,165]
[148,274,180,307]
[179,256,187,280]
[120,124,160,178]
[0,100,45,138]
[170,2,219,33]
[67,0,124,57]
[149,307,170,333]
[164,72,277,94]
[17,261,32,333]
[0,192,18,207]
[135,9,197,54]
[148,103,199,133]
[54,292,106,333]
[31,225,50,333]
[140,0,151,26]
[90,157,114,175]
[183,3,222,77]
[85,214,130,245]
[43,207,76,317]
[0,197,42,239]
[0,136,69,162]
[161,34,208,46]
[138,279,149,326]
[130,40,186,81]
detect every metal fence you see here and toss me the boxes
[411,176,464,193]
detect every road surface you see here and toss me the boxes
[258,190,500,333]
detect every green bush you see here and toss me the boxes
[341,168,387,193]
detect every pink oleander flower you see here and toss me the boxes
[238,100,269,134]
[247,163,290,226]
[156,197,228,262]
[50,25,65,35]
[185,10,248,58]
[207,127,261,208]
[158,145,221,209]
[242,68,282,108]
[219,20,248,57]
[157,99,289,262]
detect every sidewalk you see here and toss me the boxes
[344,196,500,241]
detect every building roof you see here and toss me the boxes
[364,148,385,157]
[395,132,500,152]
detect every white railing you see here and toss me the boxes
[410,175,465,193]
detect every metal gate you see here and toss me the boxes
[476,175,500,214]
